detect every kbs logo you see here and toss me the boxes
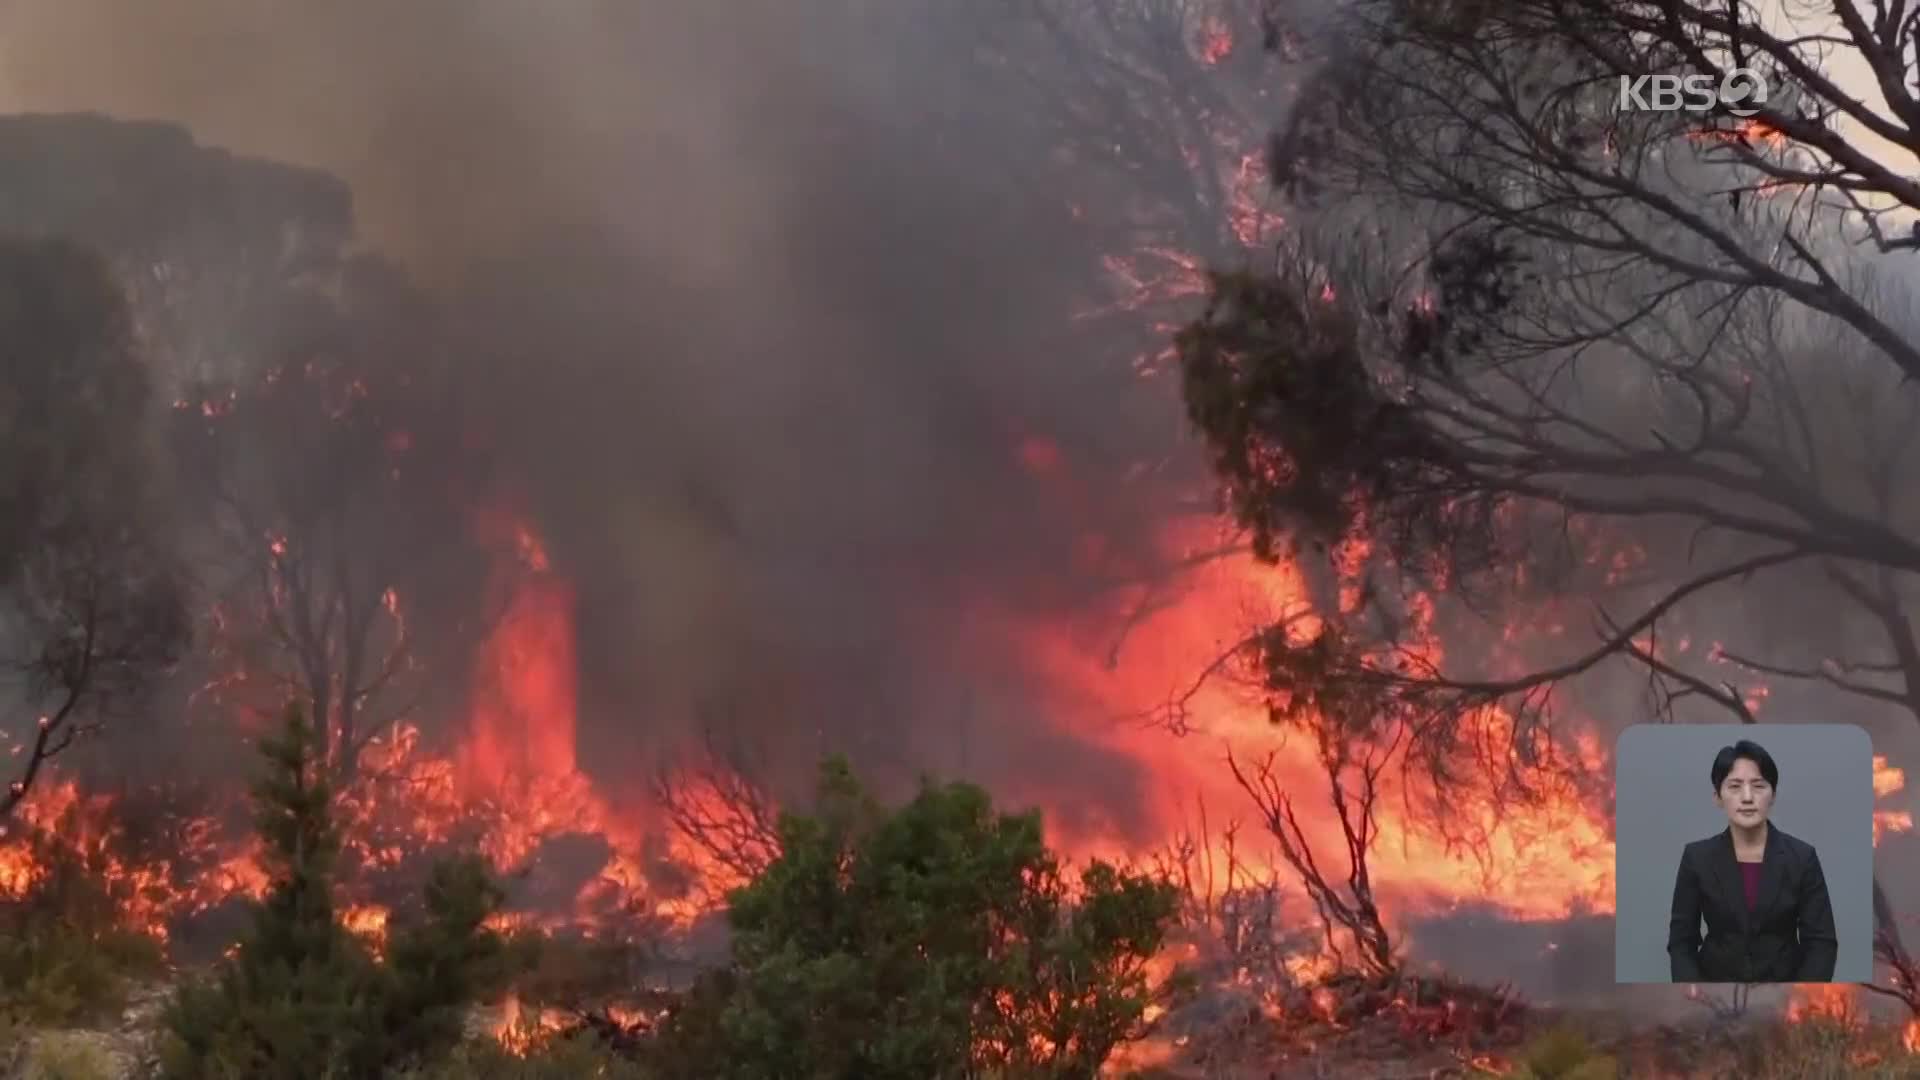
[1617,69,1767,115]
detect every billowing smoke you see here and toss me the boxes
[0,1,1246,832]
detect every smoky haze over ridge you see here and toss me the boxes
[0,2,881,276]
[0,0,1214,832]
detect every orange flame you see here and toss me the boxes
[1688,117,1789,149]
[458,575,577,792]
[968,513,1615,939]
[1875,755,1912,847]
[490,992,573,1055]
[0,777,271,940]
[1785,983,1861,1027]
[342,903,390,956]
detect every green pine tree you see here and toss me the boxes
[160,703,381,1079]
[374,853,512,1065]
[160,702,515,1078]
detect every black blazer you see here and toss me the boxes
[1667,825,1838,982]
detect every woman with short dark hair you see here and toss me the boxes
[1667,739,1838,982]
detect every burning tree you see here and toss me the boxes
[858,0,1302,663]
[1227,714,1398,980]
[975,0,1286,264]
[650,732,782,888]
[1177,0,1920,1017]
[0,114,477,784]
[0,235,188,821]
[171,255,496,779]
[160,704,511,1078]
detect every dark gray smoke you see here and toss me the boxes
[0,0,1245,831]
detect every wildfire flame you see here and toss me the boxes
[1785,983,1863,1028]
[491,992,573,1055]
[1688,116,1789,149]
[458,522,577,792]
[0,777,269,941]
[1874,755,1911,846]
[2,507,755,980]
[342,903,390,956]
[972,514,1616,933]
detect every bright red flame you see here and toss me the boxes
[459,575,578,793]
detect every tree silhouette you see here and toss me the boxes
[1182,0,1920,1010]
[0,234,187,820]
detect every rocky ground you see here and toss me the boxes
[2,979,1512,1079]
[1,982,170,1080]
[6,977,1917,1079]
[0,983,535,1080]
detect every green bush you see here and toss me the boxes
[373,854,513,1063]
[398,1030,651,1080]
[10,1031,125,1080]
[1506,1025,1617,1080]
[650,758,1181,1079]
[158,704,511,1079]
[0,813,164,1027]
[503,931,648,1014]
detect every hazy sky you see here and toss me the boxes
[0,1,819,277]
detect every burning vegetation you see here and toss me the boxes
[0,0,1919,1076]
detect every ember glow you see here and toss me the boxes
[1195,16,1234,67]
[0,777,269,941]
[491,992,574,1055]
[1687,116,1790,150]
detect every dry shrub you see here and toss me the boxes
[0,816,164,1027]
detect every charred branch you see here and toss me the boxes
[1278,0,1920,379]
[1227,728,1399,979]
[1151,800,1307,995]
[651,734,783,887]
[3,526,186,819]
[1865,877,1920,1017]
[171,272,497,780]
[1197,0,1920,1030]
[0,237,187,819]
